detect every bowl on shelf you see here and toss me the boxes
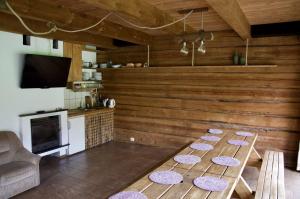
[135,63,142,67]
[112,64,121,68]
[126,63,135,68]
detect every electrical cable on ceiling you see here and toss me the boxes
[5,0,56,35]
[5,0,113,35]
[57,13,112,33]
[5,0,194,36]
[113,10,193,30]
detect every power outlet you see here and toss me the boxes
[130,137,135,142]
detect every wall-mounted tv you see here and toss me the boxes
[20,54,71,88]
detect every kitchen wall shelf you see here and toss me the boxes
[82,67,98,70]
[67,81,103,92]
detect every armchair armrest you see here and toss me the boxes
[14,147,41,165]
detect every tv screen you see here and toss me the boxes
[21,54,71,88]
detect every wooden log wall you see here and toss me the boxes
[98,31,300,167]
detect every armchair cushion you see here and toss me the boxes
[0,161,36,186]
[0,140,9,153]
[0,132,22,166]
[0,131,40,198]
[14,148,41,165]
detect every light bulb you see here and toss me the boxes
[180,41,189,55]
[198,40,206,54]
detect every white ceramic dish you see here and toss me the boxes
[112,64,121,68]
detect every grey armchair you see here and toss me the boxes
[0,131,41,199]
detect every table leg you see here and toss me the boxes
[250,147,262,160]
[235,176,254,199]
[247,147,262,168]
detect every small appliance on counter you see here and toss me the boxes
[85,96,94,109]
[102,98,116,108]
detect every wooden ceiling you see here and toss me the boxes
[145,0,300,32]
[0,0,299,47]
[50,0,300,35]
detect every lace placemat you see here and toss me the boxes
[109,191,148,199]
[190,143,214,151]
[174,154,201,165]
[208,129,223,134]
[194,176,228,192]
[212,156,240,167]
[200,135,221,142]
[236,131,254,137]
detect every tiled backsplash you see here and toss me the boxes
[64,89,90,109]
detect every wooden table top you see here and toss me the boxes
[124,164,238,199]
[163,131,257,178]
[119,130,258,199]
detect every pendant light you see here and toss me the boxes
[198,40,206,54]
[180,41,189,55]
[180,19,189,55]
[197,11,206,54]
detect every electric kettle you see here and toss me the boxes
[103,98,116,108]
[106,99,116,108]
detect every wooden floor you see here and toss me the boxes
[13,142,300,199]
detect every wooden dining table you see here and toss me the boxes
[120,130,261,199]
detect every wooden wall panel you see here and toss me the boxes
[98,31,300,167]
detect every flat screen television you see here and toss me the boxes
[20,54,71,88]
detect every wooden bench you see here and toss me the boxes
[255,151,285,199]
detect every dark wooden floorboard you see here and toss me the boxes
[12,141,300,199]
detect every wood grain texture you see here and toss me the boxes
[43,0,300,36]
[78,0,195,34]
[98,31,300,167]
[205,0,250,39]
[64,42,83,82]
[255,151,285,199]
[143,0,300,33]
[2,0,152,45]
[120,131,256,199]
[0,12,115,48]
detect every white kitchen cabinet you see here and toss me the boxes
[68,116,85,155]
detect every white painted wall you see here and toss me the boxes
[0,31,64,136]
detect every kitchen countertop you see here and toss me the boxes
[68,107,113,117]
